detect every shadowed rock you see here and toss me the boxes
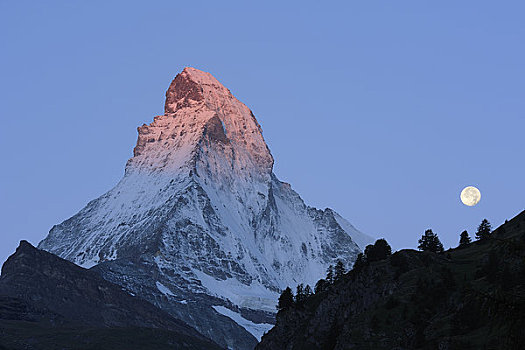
[0,241,222,350]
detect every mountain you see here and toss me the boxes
[256,211,525,350]
[0,241,222,350]
[38,67,372,349]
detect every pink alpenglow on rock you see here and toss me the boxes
[130,67,272,178]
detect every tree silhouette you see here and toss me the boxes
[475,219,492,241]
[364,239,392,262]
[304,284,313,297]
[295,284,306,304]
[277,287,294,311]
[374,239,392,258]
[314,279,329,294]
[353,253,366,271]
[459,230,471,247]
[334,260,345,281]
[418,229,444,253]
[326,265,334,284]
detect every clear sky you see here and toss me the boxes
[1,1,524,264]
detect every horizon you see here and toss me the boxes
[1,1,524,265]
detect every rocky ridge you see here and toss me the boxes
[0,241,222,350]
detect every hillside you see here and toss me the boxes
[256,210,525,350]
[0,241,222,350]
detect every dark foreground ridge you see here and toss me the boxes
[257,210,525,350]
[0,241,222,350]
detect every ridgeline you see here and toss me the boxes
[257,211,525,350]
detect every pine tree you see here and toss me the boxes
[295,283,306,304]
[364,239,393,262]
[304,284,313,297]
[277,287,294,311]
[373,239,392,259]
[459,230,471,247]
[418,229,444,253]
[314,279,329,294]
[353,253,366,271]
[475,219,492,241]
[334,260,345,281]
[326,265,334,284]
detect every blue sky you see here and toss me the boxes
[1,1,524,264]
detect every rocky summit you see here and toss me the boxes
[38,67,372,349]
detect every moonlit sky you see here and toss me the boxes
[1,1,524,264]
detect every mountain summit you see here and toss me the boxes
[39,67,372,349]
[131,67,273,176]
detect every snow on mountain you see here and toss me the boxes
[212,305,273,341]
[156,281,175,296]
[38,67,373,349]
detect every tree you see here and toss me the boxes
[295,283,306,304]
[304,284,313,297]
[475,219,492,241]
[353,253,366,271]
[364,245,373,259]
[277,287,294,311]
[314,279,329,294]
[418,229,444,253]
[364,239,393,262]
[459,230,471,247]
[326,265,334,284]
[334,260,346,281]
[374,239,392,258]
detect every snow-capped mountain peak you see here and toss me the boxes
[39,67,373,349]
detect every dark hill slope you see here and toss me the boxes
[256,210,525,350]
[0,241,222,350]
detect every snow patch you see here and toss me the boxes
[212,305,273,341]
[194,270,278,313]
[156,281,175,296]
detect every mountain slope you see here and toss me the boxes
[256,211,525,350]
[0,241,222,350]
[38,67,372,349]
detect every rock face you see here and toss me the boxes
[0,241,222,350]
[38,67,372,349]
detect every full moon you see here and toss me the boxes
[460,186,481,206]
